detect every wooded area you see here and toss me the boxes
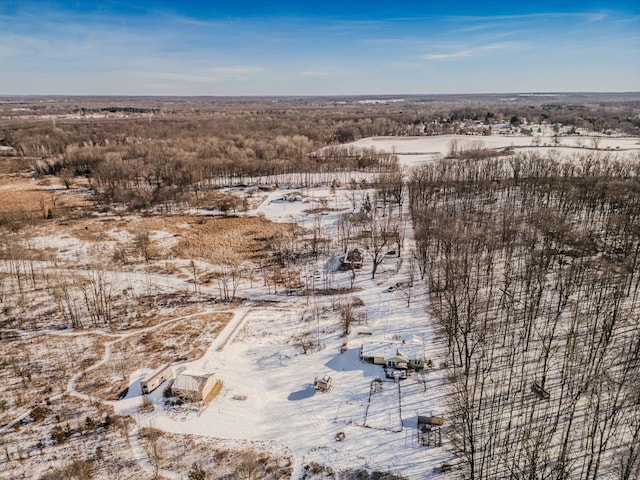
[409,152,640,479]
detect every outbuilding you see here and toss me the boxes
[171,370,219,402]
[141,364,173,394]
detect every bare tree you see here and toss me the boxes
[363,211,388,280]
[134,228,152,262]
[142,427,163,479]
[399,252,417,307]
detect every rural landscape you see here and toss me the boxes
[0,93,639,479]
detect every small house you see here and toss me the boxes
[360,336,425,370]
[340,248,363,270]
[171,370,218,402]
[141,364,173,394]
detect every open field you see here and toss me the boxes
[345,133,640,166]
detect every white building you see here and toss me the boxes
[171,370,219,402]
[360,336,425,370]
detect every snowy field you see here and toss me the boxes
[120,188,453,478]
[344,134,640,166]
[0,185,452,479]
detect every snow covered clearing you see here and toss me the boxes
[344,134,640,166]
[127,218,454,478]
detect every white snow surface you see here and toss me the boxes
[107,187,454,479]
[344,134,640,166]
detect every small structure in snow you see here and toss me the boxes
[419,413,444,426]
[339,248,363,270]
[418,412,444,446]
[141,364,173,395]
[171,370,218,402]
[385,368,409,380]
[281,192,304,202]
[313,375,332,392]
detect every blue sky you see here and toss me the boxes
[1,1,639,95]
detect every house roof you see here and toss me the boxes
[361,339,425,361]
[172,370,214,392]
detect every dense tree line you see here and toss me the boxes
[409,152,640,479]
[0,112,403,211]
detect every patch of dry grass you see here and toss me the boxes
[0,333,107,426]
[75,311,232,400]
[170,215,297,261]
[203,380,223,405]
[0,156,32,175]
[146,432,293,480]
[63,217,128,243]
[0,176,91,215]
[0,395,141,480]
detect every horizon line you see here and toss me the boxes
[2,91,640,99]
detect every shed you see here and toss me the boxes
[313,375,332,392]
[418,411,444,446]
[171,370,218,402]
[340,248,363,270]
[141,364,173,394]
[418,414,444,427]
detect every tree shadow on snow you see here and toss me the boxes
[325,347,380,376]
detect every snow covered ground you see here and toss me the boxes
[344,134,640,166]
[101,187,456,479]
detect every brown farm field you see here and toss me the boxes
[0,175,91,217]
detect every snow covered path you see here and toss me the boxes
[210,305,253,351]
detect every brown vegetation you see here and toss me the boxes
[1,95,639,479]
[0,333,106,426]
[0,396,139,480]
[75,312,231,400]
[140,431,293,480]
[171,215,297,260]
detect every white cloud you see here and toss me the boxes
[201,66,264,75]
[422,42,526,60]
[128,72,212,82]
[300,70,335,77]
[115,66,264,84]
